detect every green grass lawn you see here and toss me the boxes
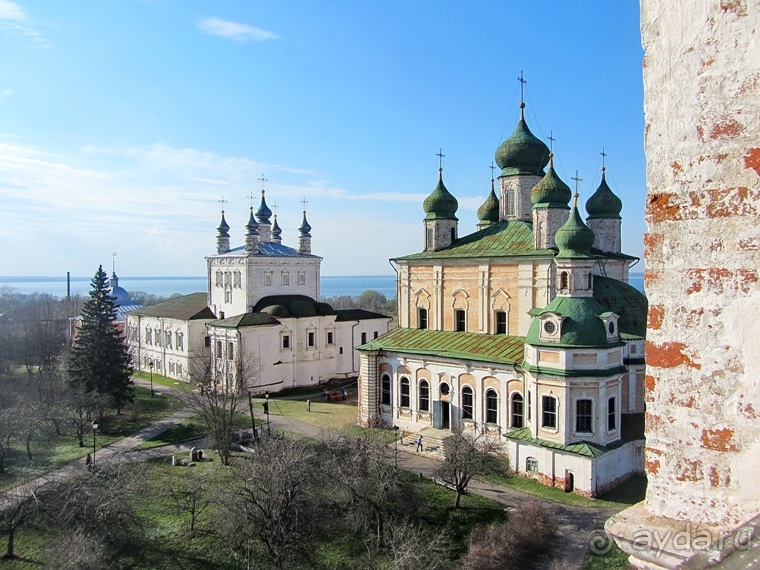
[0,385,182,491]
[132,370,192,391]
[267,397,358,430]
[583,541,630,569]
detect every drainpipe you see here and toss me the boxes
[350,320,360,374]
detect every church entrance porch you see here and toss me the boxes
[433,400,450,429]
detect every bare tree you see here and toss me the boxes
[0,479,45,560]
[326,429,415,549]
[62,385,110,448]
[216,435,323,568]
[435,433,504,509]
[45,529,105,570]
[166,469,211,533]
[382,520,452,570]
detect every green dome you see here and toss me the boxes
[494,108,550,177]
[530,157,572,207]
[585,171,622,219]
[423,170,458,220]
[526,296,613,347]
[555,205,595,258]
[477,183,500,224]
[593,275,648,337]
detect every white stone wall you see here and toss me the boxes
[424,219,457,251]
[532,207,570,249]
[498,174,542,222]
[641,0,760,529]
[587,218,621,254]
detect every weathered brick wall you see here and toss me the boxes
[642,0,760,528]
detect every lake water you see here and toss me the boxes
[0,273,645,299]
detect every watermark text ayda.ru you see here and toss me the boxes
[589,525,753,557]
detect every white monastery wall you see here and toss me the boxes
[641,0,760,529]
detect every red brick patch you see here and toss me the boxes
[646,341,701,370]
[701,427,739,452]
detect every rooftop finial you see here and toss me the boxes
[112,251,117,275]
[272,202,278,217]
[301,197,308,214]
[247,192,256,209]
[218,195,227,214]
[600,147,607,172]
[548,131,556,154]
[258,174,268,194]
[436,148,445,178]
[571,170,583,208]
[489,161,496,183]
[517,70,527,114]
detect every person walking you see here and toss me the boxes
[306,399,311,412]
[415,435,423,452]
[341,387,348,401]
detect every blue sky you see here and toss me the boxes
[0,1,645,278]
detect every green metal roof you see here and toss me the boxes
[555,206,595,258]
[357,327,525,365]
[530,158,572,207]
[593,276,648,337]
[395,220,553,262]
[211,312,280,328]
[423,171,458,220]
[335,309,390,321]
[505,428,611,458]
[127,293,215,320]
[586,171,623,219]
[494,111,550,177]
[526,296,614,348]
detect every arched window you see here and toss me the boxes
[560,271,569,289]
[381,373,391,405]
[419,380,430,412]
[461,386,474,420]
[541,395,557,429]
[576,399,593,433]
[485,389,498,424]
[400,377,410,408]
[511,393,524,428]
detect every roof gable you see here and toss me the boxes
[127,293,214,320]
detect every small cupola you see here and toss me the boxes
[477,176,500,230]
[298,210,312,254]
[255,188,272,242]
[585,162,623,254]
[422,158,459,252]
[245,207,259,253]
[531,155,572,207]
[216,209,230,254]
[272,214,282,244]
[555,197,595,259]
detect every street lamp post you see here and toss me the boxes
[265,393,271,436]
[148,361,154,397]
[91,420,99,470]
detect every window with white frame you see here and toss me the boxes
[308,331,315,348]
[461,386,474,419]
[495,311,507,334]
[145,327,152,345]
[282,334,290,350]
[419,380,430,412]
[233,270,241,288]
[485,389,498,424]
[282,272,289,286]
[155,329,162,347]
[216,340,222,359]
[526,457,538,473]
[400,377,410,408]
[381,373,392,405]
[326,331,334,345]
[227,342,234,360]
[176,331,184,351]
[608,397,617,430]
[541,395,557,429]
[166,331,172,349]
[298,271,306,286]
[576,399,593,433]
[215,271,223,287]
[511,393,524,428]
[265,272,272,286]
[418,308,428,330]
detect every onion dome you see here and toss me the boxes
[255,190,272,223]
[109,272,133,307]
[423,169,458,220]
[555,198,595,258]
[245,208,259,234]
[272,215,282,239]
[298,211,311,236]
[217,211,230,236]
[530,155,572,207]
[494,105,550,177]
[585,169,622,219]
[477,179,500,224]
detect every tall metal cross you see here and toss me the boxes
[218,195,227,212]
[600,147,607,170]
[548,131,556,154]
[258,174,268,192]
[517,71,527,104]
[571,170,583,206]
[247,192,256,209]
[301,197,308,212]
[489,161,496,180]
[436,148,445,170]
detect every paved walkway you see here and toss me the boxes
[1,377,622,568]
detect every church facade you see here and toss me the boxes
[358,103,647,497]
[127,191,390,393]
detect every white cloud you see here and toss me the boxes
[197,17,279,43]
[0,0,25,20]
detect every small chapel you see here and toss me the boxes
[357,99,648,497]
[126,187,390,393]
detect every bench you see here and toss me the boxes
[432,477,463,494]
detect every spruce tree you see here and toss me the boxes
[67,266,134,413]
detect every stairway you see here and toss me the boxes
[398,427,451,459]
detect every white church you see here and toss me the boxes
[126,189,391,394]
[357,99,648,497]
